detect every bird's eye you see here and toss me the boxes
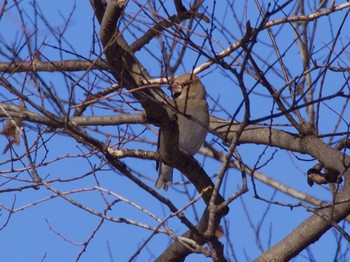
[170,82,182,98]
[173,92,181,99]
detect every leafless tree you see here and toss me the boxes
[1,1,350,261]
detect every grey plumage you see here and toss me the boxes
[156,73,209,191]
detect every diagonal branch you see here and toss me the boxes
[255,192,350,261]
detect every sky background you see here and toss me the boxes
[0,1,349,261]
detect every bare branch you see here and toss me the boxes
[0,60,108,73]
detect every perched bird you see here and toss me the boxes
[155,73,209,191]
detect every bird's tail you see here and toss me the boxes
[155,163,173,191]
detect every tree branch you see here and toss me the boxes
[255,192,350,261]
[0,60,108,73]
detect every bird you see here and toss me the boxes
[155,73,209,191]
